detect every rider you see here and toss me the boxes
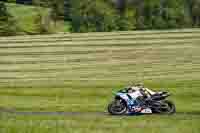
[128,83,156,98]
[126,83,155,113]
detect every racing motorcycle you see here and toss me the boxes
[107,88,176,115]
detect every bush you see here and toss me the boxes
[0,2,18,36]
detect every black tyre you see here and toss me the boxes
[107,99,127,115]
[159,100,176,114]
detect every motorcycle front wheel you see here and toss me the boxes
[107,99,127,115]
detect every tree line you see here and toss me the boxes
[66,0,200,32]
[1,0,200,35]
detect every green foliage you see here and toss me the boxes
[67,0,198,32]
[134,0,193,29]
[33,0,64,19]
[32,0,51,6]
[71,0,115,32]
[70,0,136,32]
[1,0,200,34]
[0,2,18,36]
[5,3,70,35]
[116,7,136,31]
[50,0,64,20]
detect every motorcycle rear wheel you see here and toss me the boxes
[159,100,176,114]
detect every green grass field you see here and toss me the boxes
[0,29,200,133]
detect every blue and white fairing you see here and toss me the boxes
[116,92,140,114]
[116,92,152,115]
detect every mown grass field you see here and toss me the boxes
[0,29,200,133]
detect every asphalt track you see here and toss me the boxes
[1,107,200,117]
[0,107,107,116]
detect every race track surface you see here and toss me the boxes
[0,107,107,116]
[1,107,200,117]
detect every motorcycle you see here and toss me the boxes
[107,88,176,115]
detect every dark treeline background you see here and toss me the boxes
[67,0,200,32]
[1,0,200,33]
